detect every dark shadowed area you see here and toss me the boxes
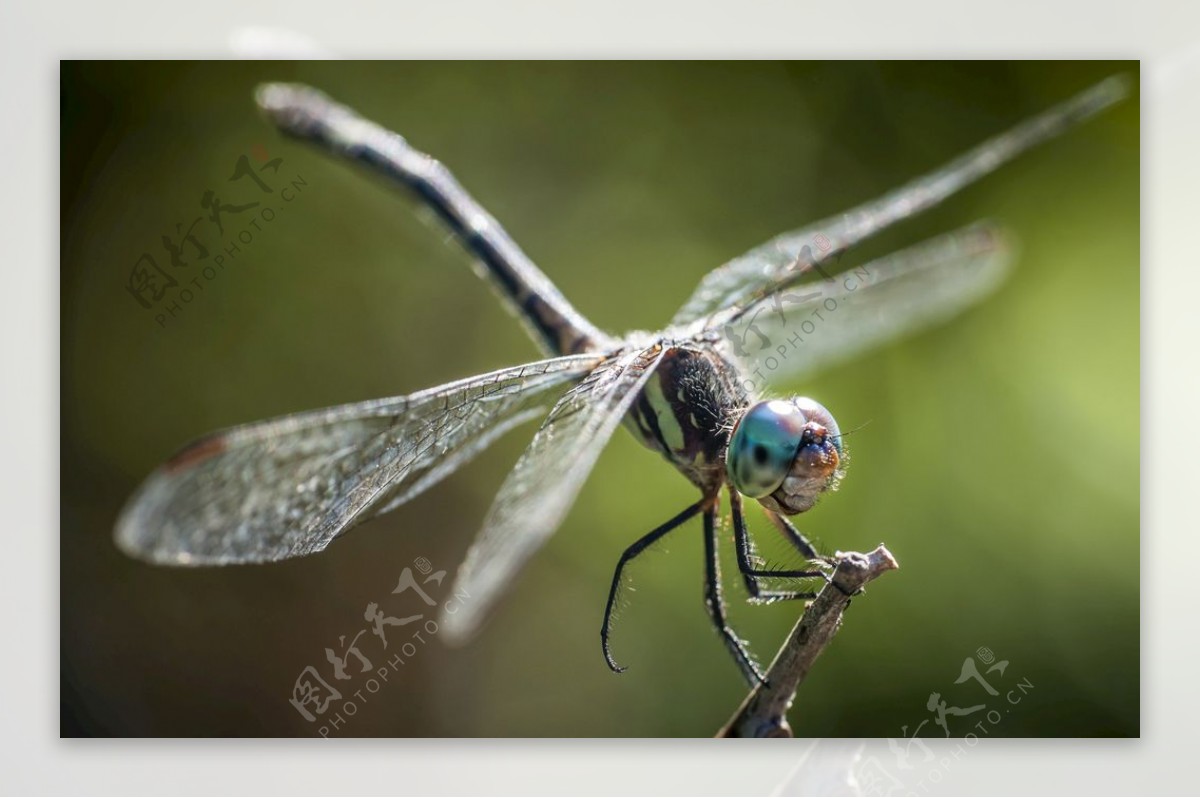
[61,61,1138,737]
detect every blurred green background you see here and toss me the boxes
[61,61,1138,737]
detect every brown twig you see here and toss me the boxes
[717,544,899,738]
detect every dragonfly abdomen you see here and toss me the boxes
[255,83,614,359]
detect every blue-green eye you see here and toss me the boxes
[726,400,807,498]
[726,398,843,500]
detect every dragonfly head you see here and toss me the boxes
[725,397,845,515]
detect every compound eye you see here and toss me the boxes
[726,400,805,498]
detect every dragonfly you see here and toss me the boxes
[116,75,1126,686]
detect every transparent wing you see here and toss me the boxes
[442,344,668,641]
[673,76,1127,325]
[115,354,604,565]
[715,223,1012,385]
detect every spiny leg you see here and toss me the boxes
[730,489,826,603]
[765,508,836,565]
[765,510,866,598]
[601,499,704,674]
[703,501,767,687]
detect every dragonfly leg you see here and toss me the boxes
[765,509,838,565]
[730,489,827,604]
[703,501,768,687]
[601,499,705,674]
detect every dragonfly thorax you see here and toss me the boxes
[726,397,845,515]
[623,343,750,490]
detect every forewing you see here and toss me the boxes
[441,344,668,641]
[115,354,603,565]
[717,223,1012,385]
[673,76,1126,324]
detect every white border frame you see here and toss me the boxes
[14,0,1192,793]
